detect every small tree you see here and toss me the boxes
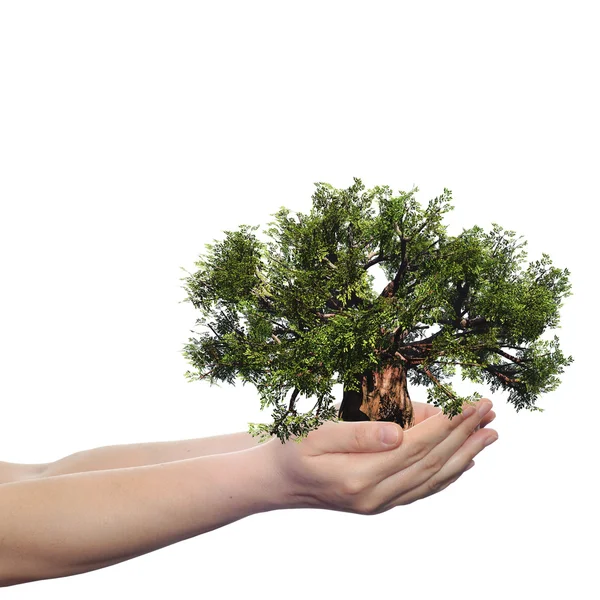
[181,179,572,443]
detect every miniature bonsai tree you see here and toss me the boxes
[181,178,572,443]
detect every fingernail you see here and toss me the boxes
[380,425,399,447]
[478,401,493,417]
[484,434,498,447]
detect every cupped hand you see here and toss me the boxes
[264,399,498,515]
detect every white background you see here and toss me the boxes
[1,1,597,598]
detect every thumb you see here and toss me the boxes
[313,420,403,454]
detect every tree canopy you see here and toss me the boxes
[181,179,572,442]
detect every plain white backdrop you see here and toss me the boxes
[1,1,597,598]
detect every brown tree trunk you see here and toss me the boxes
[338,364,414,429]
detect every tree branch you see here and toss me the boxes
[198,365,220,381]
[402,342,434,353]
[325,296,343,310]
[460,316,488,329]
[411,237,442,264]
[206,322,223,339]
[396,325,430,342]
[484,365,520,386]
[431,359,483,369]
[490,348,523,364]
[322,256,338,270]
[453,281,470,321]
[364,254,387,270]
[380,248,409,298]
[392,326,408,347]
[409,329,445,347]
[255,296,274,313]
[419,366,458,400]
[288,388,300,414]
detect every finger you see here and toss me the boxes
[411,401,442,424]
[374,465,470,512]
[430,428,497,487]
[418,463,470,500]
[404,401,493,480]
[305,420,403,456]
[474,410,496,431]
[480,410,496,428]
[389,428,498,506]
[403,398,492,466]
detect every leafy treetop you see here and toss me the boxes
[181,178,572,443]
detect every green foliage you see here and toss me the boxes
[181,178,572,442]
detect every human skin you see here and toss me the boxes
[31,402,495,478]
[0,399,497,586]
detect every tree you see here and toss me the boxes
[181,179,572,443]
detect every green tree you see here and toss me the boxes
[181,179,572,443]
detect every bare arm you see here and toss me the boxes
[8,402,494,481]
[40,403,343,478]
[0,462,46,485]
[41,431,272,478]
[0,446,281,587]
[0,400,497,587]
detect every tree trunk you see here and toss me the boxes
[338,364,414,429]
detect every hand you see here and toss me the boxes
[264,398,498,515]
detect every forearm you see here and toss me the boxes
[42,431,270,478]
[0,445,282,587]
[41,404,341,478]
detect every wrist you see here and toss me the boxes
[181,443,290,535]
[231,443,290,514]
[248,439,311,512]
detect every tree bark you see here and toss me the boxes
[338,364,414,429]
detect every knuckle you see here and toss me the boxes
[426,477,444,495]
[353,425,372,451]
[406,439,427,462]
[429,471,462,496]
[421,451,443,473]
[342,476,366,497]
[354,497,380,516]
